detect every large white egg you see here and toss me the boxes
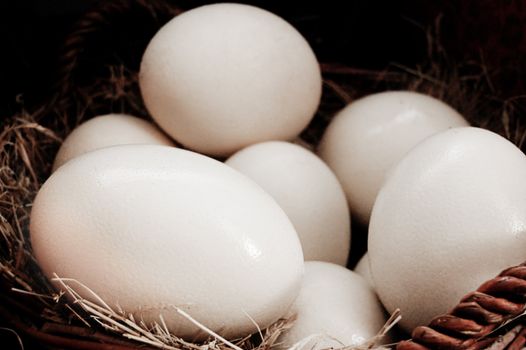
[318,91,468,224]
[139,3,322,156]
[369,127,526,332]
[53,114,174,171]
[31,145,304,341]
[279,261,388,349]
[226,141,350,265]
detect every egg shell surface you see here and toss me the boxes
[369,127,526,332]
[279,261,387,349]
[354,253,374,287]
[53,114,174,171]
[226,141,350,265]
[318,91,468,224]
[31,145,304,341]
[139,3,322,156]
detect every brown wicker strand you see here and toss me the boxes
[505,327,526,350]
[397,262,526,350]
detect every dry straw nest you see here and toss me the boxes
[1,1,526,349]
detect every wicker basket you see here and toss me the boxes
[1,1,525,349]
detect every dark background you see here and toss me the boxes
[1,0,524,117]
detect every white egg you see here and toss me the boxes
[31,145,304,341]
[226,141,350,265]
[139,3,322,156]
[318,91,468,224]
[53,114,174,171]
[369,127,526,332]
[279,261,388,349]
[354,253,374,287]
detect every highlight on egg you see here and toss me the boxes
[31,144,305,341]
[226,141,351,266]
[139,3,322,156]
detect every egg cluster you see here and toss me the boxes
[29,2,526,348]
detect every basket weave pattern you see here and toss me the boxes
[397,263,526,350]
